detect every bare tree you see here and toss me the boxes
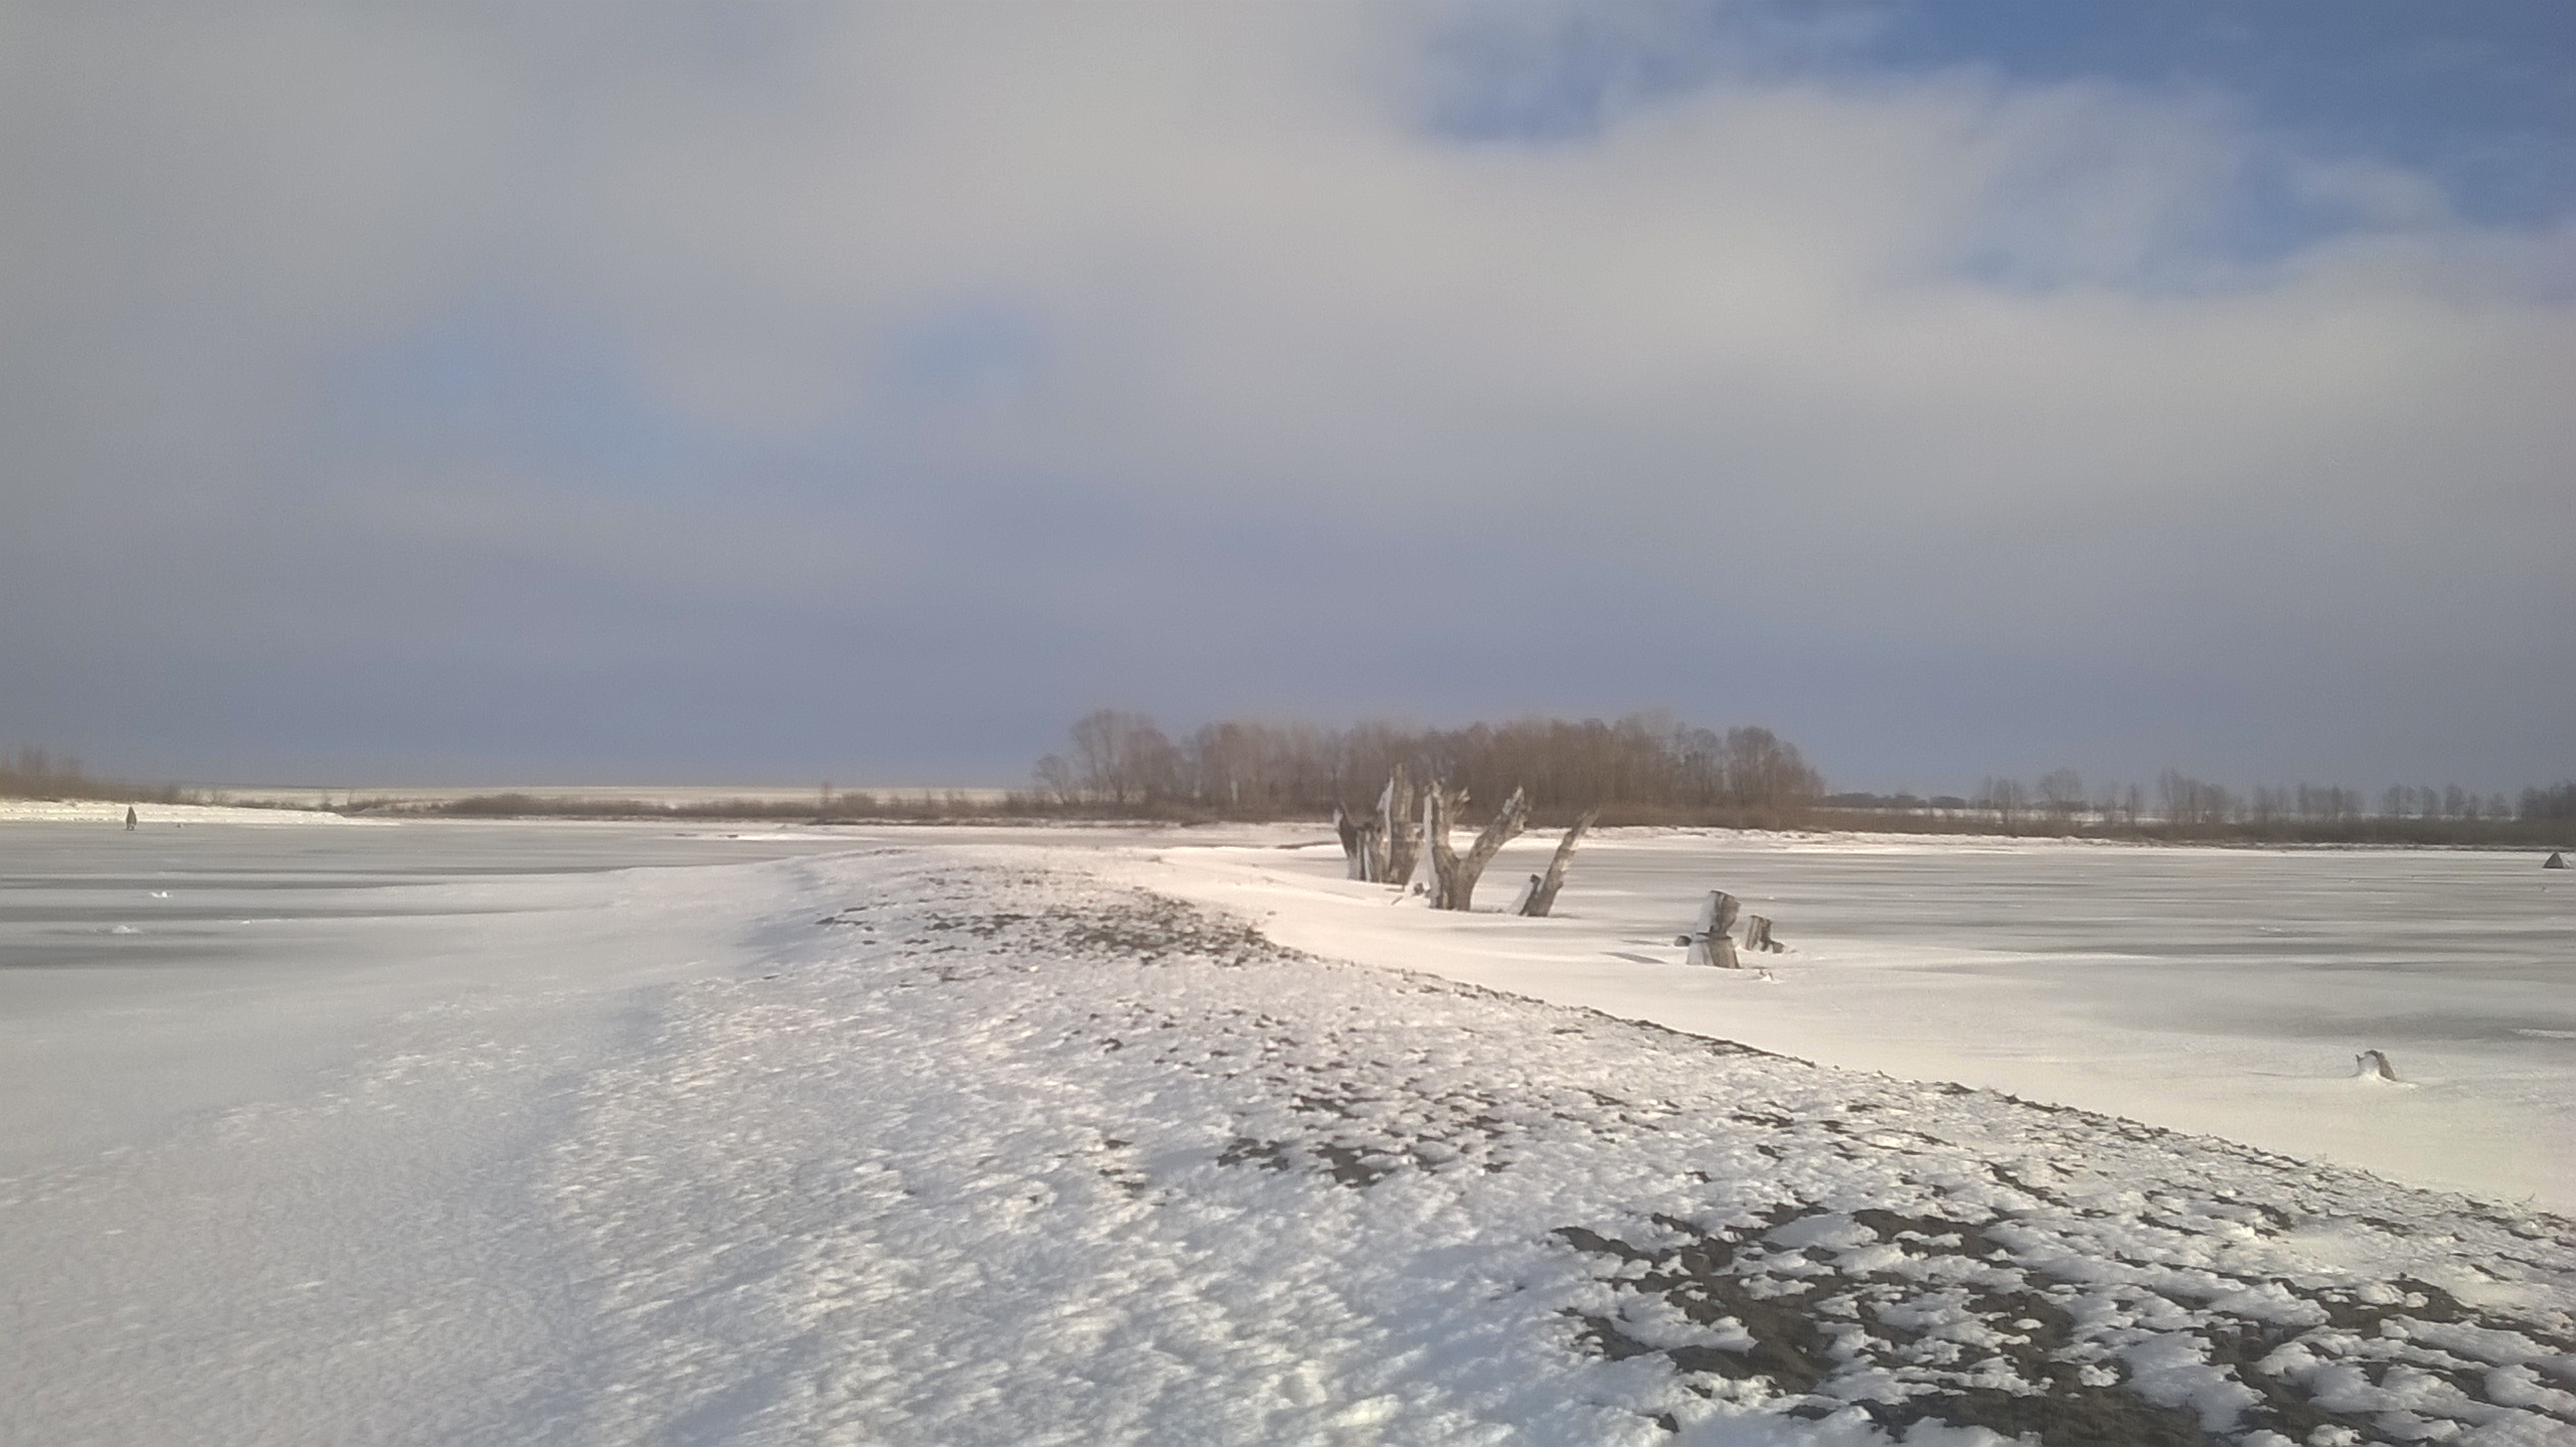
[2038,768,2085,821]
[2250,786,2284,832]
[1427,786,1528,910]
[1979,776,2028,830]
[1719,726,1824,817]
[1519,807,1600,917]
[2158,771,2234,830]
[1066,709,1178,806]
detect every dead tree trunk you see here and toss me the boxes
[1742,914,1782,952]
[1680,889,1741,968]
[1435,786,1528,911]
[1378,766,1420,887]
[1519,807,1599,917]
[1333,805,1366,880]
[1409,786,1447,900]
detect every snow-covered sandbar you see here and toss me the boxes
[4,821,2571,1444]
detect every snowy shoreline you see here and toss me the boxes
[0,798,382,825]
[5,839,2572,1444]
[1130,829,2576,1213]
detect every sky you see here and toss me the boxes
[2,1,2570,793]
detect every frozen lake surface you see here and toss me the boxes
[0,818,873,1174]
[1143,830,2576,1210]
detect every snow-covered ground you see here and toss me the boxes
[3,822,2571,1444]
[1131,830,2576,1212]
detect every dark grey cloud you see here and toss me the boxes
[2,3,2568,792]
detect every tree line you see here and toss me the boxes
[1031,710,1826,826]
[1828,769,2575,846]
[0,745,197,804]
[8,724,2566,847]
[1027,714,2571,847]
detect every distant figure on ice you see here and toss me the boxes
[124,806,137,832]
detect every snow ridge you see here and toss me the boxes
[541,850,2576,1445]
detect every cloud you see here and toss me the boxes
[1,2,2568,784]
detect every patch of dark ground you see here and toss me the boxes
[1557,1211,2243,1444]
[849,868,2576,1446]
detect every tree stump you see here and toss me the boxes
[1333,806,1366,880]
[1680,890,1742,968]
[1706,889,1740,938]
[1519,808,1599,917]
[1742,914,1782,952]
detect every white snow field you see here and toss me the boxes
[0,797,383,825]
[1134,830,2576,1213]
[3,821,2572,1446]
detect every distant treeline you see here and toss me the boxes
[1019,713,2570,847]
[10,728,2568,849]
[428,790,1017,823]
[1030,711,1825,826]
[1821,771,2576,846]
[381,725,2576,848]
[0,745,199,804]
